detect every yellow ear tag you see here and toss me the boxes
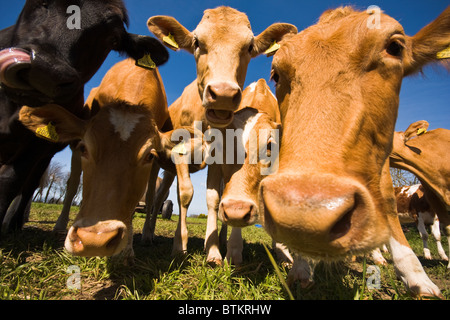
[36,122,59,142]
[264,41,281,57]
[437,45,450,59]
[417,128,427,136]
[136,53,156,70]
[163,33,179,49]
[172,141,186,155]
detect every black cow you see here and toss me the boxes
[0,0,169,232]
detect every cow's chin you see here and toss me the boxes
[205,109,234,128]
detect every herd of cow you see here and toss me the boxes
[0,1,449,299]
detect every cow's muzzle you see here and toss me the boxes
[65,220,128,257]
[259,173,390,260]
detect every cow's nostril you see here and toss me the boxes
[105,227,124,250]
[232,90,242,105]
[329,201,356,241]
[208,85,217,100]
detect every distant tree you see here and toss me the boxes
[390,168,420,188]
[43,162,65,203]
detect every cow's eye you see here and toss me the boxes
[386,41,403,57]
[385,35,405,58]
[143,149,157,163]
[194,37,200,49]
[270,69,280,85]
[77,142,88,159]
[145,152,154,162]
[248,43,254,53]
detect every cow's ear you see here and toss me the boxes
[252,23,298,57]
[19,105,86,143]
[118,33,169,67]
[403,6,450,76]
[147,16,194,53]
[404,120,429,142]
[156,127,206,172]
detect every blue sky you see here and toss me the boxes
[2,1,449,215]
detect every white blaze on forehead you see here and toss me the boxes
[109,108,144,141]
[241,113,263,147]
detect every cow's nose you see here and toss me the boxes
[260,173,389,259]
[65,220,127,257]
[203,81,242,110]
[219,199,257,227]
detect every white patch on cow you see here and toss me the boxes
[241,113,262,147]
[109,109,144,141]
[248,82,257,92]
[404,184,420,197]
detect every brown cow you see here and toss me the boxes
[141,6,296,258]
[390,120,450,268]
[395,184,448,261]
[212,79,282,265]
[147,6,297,127]
[143,79,284,264]
[19,59,200,262]
[259,6,449,297]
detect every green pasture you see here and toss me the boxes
[0,203,448,300]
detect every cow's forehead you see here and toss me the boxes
[195,7,253,40]
[85,105,157,147]
[200,6,251,29]
[275,8,403,66]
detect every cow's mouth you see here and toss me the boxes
[0,48,33,90]
[205,109,234,127]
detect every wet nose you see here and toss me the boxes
[260,173,387,258]
[65,220,127,257]
[203,81,242,110]
[220,198,257,227]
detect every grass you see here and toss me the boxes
[0,203,448,300]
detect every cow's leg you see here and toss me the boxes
[0,164,26,232]
[54,146,81,231]
[172,162,193,256]
[272,241,293,264]
[141,162,160,243]
[287,253,315,288]
[430,217,448,261]
[417,213,432,260]
[225,227,243,265]
[371,247,388,266]
[142,169,174,243]
[205,164,223,264]
[4,154,52,232]
[381,163,442,298]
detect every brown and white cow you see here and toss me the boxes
[147,6,297,127]
[390,120,450,268]
[141,6,296,257]
[395,184,448,261]
[259,6,449,297]
[19,59,200,262]
[211,79,282,265]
